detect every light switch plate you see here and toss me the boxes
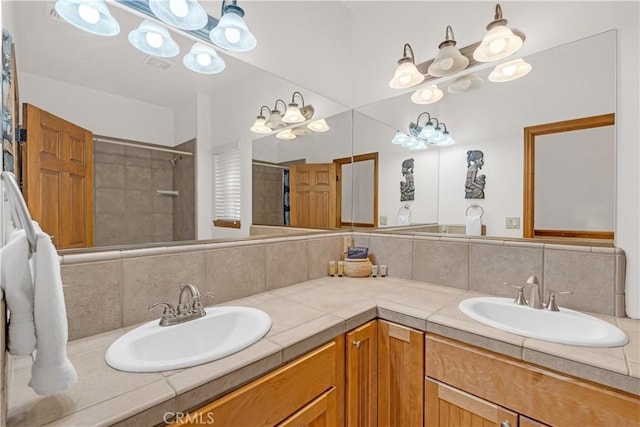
[506,217,521,229]
[380,216,387,225]
[343,236,353,253]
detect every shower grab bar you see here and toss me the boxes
[1,172,37,253]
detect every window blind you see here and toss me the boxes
[213,148,241,222]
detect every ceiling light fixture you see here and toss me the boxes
[251,92,328,138]
[389,43,425,89]
[427,26,469,77]
[129,20,180,57]
[249,106,272,134]
[148,0,207,30]
[183,42,225,74]
[54,0,120,36]
[447,73,485,94]
[411,85,444,105]
[282,92,307,124]
[209,0,256,52]
[473,3,524,62]
[488,58,532,82]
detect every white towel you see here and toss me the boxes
[0,229,36,355]
[28,223,77,396]
[466,215,482,236]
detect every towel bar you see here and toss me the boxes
[466,203,484,217]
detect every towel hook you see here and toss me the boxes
[466,203,484,217]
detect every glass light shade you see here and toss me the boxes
[149,0,208,30]
[250,116,271,134]
[402,135,421,148]
[183,42,225,74]
[409,140,428,150]
[473,25,523,62]
[276,129,296,140]
[408,122,421,138]
[292,127,312,136]
[209,9,256,52]
[55,0,120,36]
[418,123,436,139]
[448,73,485,94]
[427,44,469,77]
[438,132,455,146]
[282,103,305,123]
[428,128,445,145]
[411,85,444,105]
[307,119,330,132]
[391,131,409,145]
[488,58,532,82]
[389,61,425,89]
[265,110,286,130]
[129,20,179,57]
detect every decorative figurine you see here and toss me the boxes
[400,158,415,201]
[465,150,486,199]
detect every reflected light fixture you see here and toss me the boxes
[128,20,180,57]
[473,3,524,62]
[54,0,120,36]
[276,129,296,140]
[391,131,409,145]
[183,42,225,74]
[149,0,208,30]
[427,25,469,77]
[282,92,307,124]
[210,0,257,52]
[389,43,425,89]
[307,119,330,132]
[265,99,288,130]
[250,106,272,134]
[399,112,455,148]
[411,85,444,105]
[488,58,532,82]
[448,73,485,94]
[292,127,312,136]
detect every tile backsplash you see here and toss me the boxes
[60,232,627,340]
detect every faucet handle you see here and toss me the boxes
[506,283,528,305]
[148,302,176,316]
[192,292,214,312]
[546,290,573,311]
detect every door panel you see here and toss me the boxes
[346,320,377,427]
[290,163,337,228]
[23,103,93,248]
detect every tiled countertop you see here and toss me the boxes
[7,278,640,426]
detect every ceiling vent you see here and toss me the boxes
[143,56,173,71]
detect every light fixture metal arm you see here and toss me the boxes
[259,105,271,116]
[291,91,305,106]
[221,0,244,16]
[273,99,287,112]
[416,112,432,126]
[402,43,416,64]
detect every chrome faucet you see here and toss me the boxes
[148,283,214,326]
[526,275,544,309]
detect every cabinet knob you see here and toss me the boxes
[500,421,511,427]
[352,340,361,349]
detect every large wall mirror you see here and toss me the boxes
[6,0,617,250]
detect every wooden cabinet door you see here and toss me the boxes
[22,103,93,249]
[346,320,377,427]
[519,416,551,427]
[425,378,518,427]
[289,163,337,228]
[277,387,337,427]
[377,320,424,427]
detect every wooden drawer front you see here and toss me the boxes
[425,378,518,427]
[425,334,640,427]
[173,339,339,426]
[277,387,337,427]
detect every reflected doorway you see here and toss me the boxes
[335,152,378,228]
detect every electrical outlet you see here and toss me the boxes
[343,236,353,253]
[506,217,521,229]
[379,215,387,225]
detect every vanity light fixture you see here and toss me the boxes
[447,73,485,94]
[128,20,180,57]
[402,112,456,148]
[292,127,312,136]
[282,92,307,124]
[427,26,469,77]
[488,58,532,82]
[389,44,425,89]
[391,131,409,145]
[183,42,225,74]
[265,99,288,130]
[149,0,208,30]
[473,3,524,62]
[209,0,257,52]
[250,106,273,133]
[411,85,444,105]
[54,0,120,36]
[307,119,330,132]
[276,129,296,140]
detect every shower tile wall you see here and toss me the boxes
[94,142,176,246]
[252,164,285,226]
[173,139,196,241]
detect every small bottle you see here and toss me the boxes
[337,261,344,277]
[329,261,336,277]
[371,265,378,277]
[380,265,387,277]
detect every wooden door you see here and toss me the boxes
[22,103,93,249]
[289,163,337,228]
[377,321,423,427]
[425,378,518,427]
[346,320,377,427]
[277,387,338,427]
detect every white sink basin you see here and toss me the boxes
[106,306,272,372]
[458,297,628,347]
